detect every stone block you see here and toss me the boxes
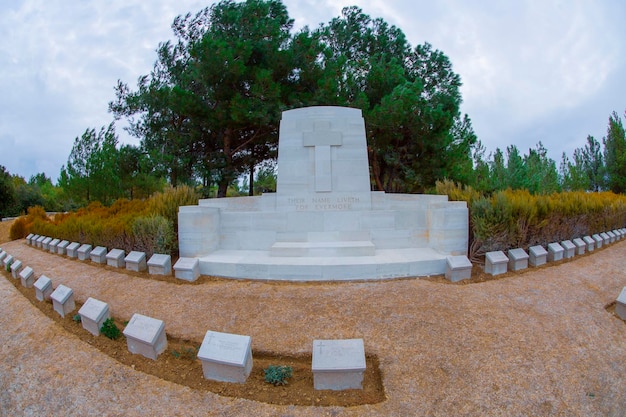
[66,242,81,258]
[90,246,108,264]
[42,237,52,251]
[616,287,626,321]
[35,235,46,248]
[0,251,6,262]
[197,330,253,383]
[607,231,616,243]
[614,229,623,240]
[125,251,147,272]
[560,240,576,259]
[572,238,586,255]
[583,236,595,251]
[312,339,366,390]
[19,266,34,288]
[50,284,75,318]
[445,255,472,282]
[123,313,167,360]
[10,259,23,279]
[3,254,14,268]
[26,233,34,244]
[600,232,610,245]
[529,245,548,267]
[547,243,564,262]
[78,297,110,336]
[57,240,70,255]
[507,248,529,271]
[147,254,172,276]
[592,234,603,249]
[77,244,92,261]
[30,234,40,246]
[34,275,53,301]
[49,238,61,253]
[106,249,126,268]
[484,251,508,276]
[174,257,200,281]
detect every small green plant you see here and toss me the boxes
[100,318,121,340]
[171,346,198,360]
[5,259,13,273]
[73,314,82,323]
[264,365,293,386]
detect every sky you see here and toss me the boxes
[1,0,625,182]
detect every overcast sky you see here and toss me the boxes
[1,0,625,182]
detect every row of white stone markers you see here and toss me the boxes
[0,243,366,390]
[22,233,204,280]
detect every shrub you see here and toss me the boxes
[264,365,293,386]
[100,318,121,340]
[9,216,28,240]
[131,215,175,257]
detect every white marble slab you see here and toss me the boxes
[50,284,75,318]
[173,257,200,281]
[485,251,508,276]
[125,251,147,272]
[529,245,548,267]
[34,275,53,301]
[616,287,626,321]
[197,330,253,383]
[147,254,172,276]
[19,266,34,288]
[66,242,81,258]
[507,248,529,271]
[312,338,366,390]
[106,249,126,268]
[78,297,110,336]
[123,313,167,360]
[57,240,70,255]
[90,246,107,264]
[445,255,472,282]
[77,244,93,261]
[560,240,576,259]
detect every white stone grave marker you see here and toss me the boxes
[173,257,200,281]
[507,248,529,271]
[3,254,13,268]
[560,240,576,259]
[10,259,23,279]
[78,297,110,336]
[34,275,53,301]
[19,266,34,288]
[607,231,616,243]
[572,238,586,255]
[50,284,75,318]
[583,236,595,251]
[57,240,70,255]
[42,237,53,251]
[0,251,6,262]
[26,233,34,244]
[197,330,253,383]
[125,251,147,272]
[312,338,366,390]
[90,246,108,264]
[49,238,61,253]
[147,254,172,276]
[77,244,93,261]
[616,287,626,320]
[30,234,40,246]
[529,245,548,267]
[485,251,508,276]
[123,313,167,360]
[547,242,564,262]
[106,249,126,268]
[600,232,610,245]
[35,235,46,248]
[445,255,472,282]
[66,242,81,258]
[592,234,603,248]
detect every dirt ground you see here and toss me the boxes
[1,221,625,416]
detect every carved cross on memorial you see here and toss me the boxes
[303,120,343,192]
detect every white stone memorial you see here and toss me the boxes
[547,242,564,262]
[77,244,93,261]
[0,251,6,262]
[173,257,200,281]
[445,255,472,282]
[30,234,40,246]
[106,249,126,268]
[50,284,75,318]
[560,240,576,259]
[35,235,46,248]
[26,233,34,244]
[600,232,610,245]
[3,254,14,268]
[66,242,81,258]
[592,234,603,249]
[10,259,23,279]
[529,245,548,267]
[125,251,147,272]
[78,297,110,336]
[572,238,586,255]
[34,275,53,301]
[312,338,366,390]
[507,248,529,271]
[90,246,108,264]
[616,287,626,321]
[42,237,53,251]
[57,240,70,255]
[583,236,595,251]
[484,251,508,276]
[147,254,172,275]
[123,313,167,360]
[197,330,253,383]
[178,106,468,281]
[49,238,61,253]
[19,266,34,287]
[607,231,616,243]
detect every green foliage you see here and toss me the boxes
[171,346,198,360]
[5,259,12,273]
[9,216,28,240]
[0,165,16,217]
[73,314,82,323]
[264,365,293,386]
[100,318,121,340]
[131,215,175,257]
[603,111,626,194]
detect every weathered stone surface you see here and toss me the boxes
[560,240,576,259]
[10,259,23,279]
[106,249,126,268]
[49,238,61,253]
[547,243,564,262]
[485,251,508,276]
[123,313,167,360]
[147,254,172,276]
[42,237,53,251]
[173,257,200,281]
[19,266,34,288]
[66,242,81,259]
[78,297,110,336]
[57,240,70,255]
[312,338,366,390]
[592,234,603,249]
[529,245,548,267]
[125,251,147,272]
[90,246,107,264]
[572,238,586,255]
[77,244,93,261]
[197,330,253,383]
[33,275,53,301]
[50,284,75,318]
[507,248,529,271]
[583,236,595,251]
[445,255,472,282]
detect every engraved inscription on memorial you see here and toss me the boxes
[287,196,361,211]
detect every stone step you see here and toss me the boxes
[270,240,375,257]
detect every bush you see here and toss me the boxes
[9,216,28,240]
[100,318,121,340]
[264,365,293,386]
[131,215,175,257]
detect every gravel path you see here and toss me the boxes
[1,239,625,416]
